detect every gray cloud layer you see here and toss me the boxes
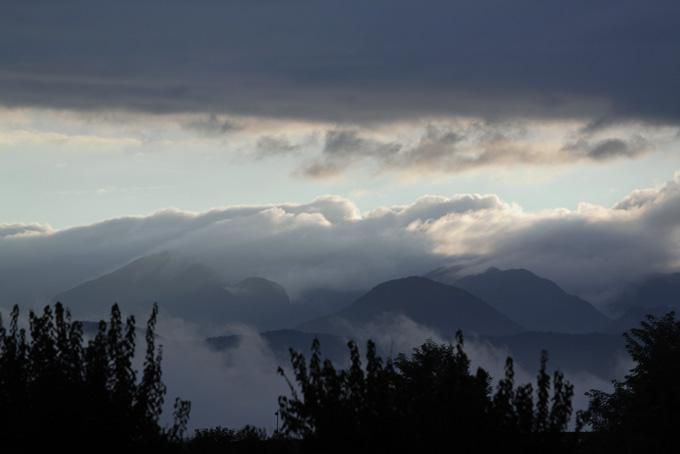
[1,1,679,124]
[299,124,657,177]
[3,174,680,309]
[561,135,651,161]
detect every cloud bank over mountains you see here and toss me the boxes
[3,173,680,307]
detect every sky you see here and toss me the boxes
[1,0,679,228]
[2,107,679,229]
[2,0,680,305]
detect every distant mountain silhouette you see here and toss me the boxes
[436,267,609,333]
[292,287,364,319]
[608,273,680,314]
[52,251,291,329]
[298,276,524,337]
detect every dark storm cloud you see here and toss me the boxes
[1,0,679,124]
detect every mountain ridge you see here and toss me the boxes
[298,276,524,337]
[432,267,609,333]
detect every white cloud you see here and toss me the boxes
[156,317,285,431]
[0,223,53,239]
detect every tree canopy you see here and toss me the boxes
[2,302,680,453]
[578,311,680,452]
[0,302,189,449]
[278,332,574,452]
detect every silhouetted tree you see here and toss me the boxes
[579,311,680,453]
[0,302,190,449]
[278,332,575,452]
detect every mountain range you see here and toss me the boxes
[46,249,680,379]
[51,250,680,338]
[53,251,360,330]
[53,252,291,329]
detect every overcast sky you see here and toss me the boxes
[1,1,680,303]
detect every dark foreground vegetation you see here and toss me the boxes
[0,303,679,452]
[0,303,190,449]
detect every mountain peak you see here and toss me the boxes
[229,277,290,304]
[52,253,291,328]
[299,276,523,337]
[373,275,439,289]
[454,268,608,333]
